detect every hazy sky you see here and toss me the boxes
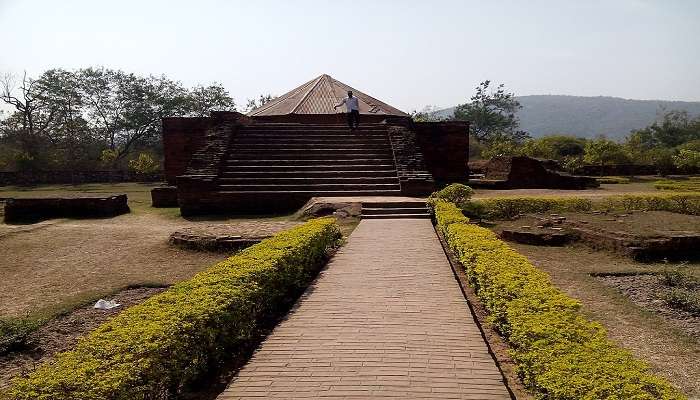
[1,0,699,112]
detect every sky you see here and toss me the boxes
[1,0,699,112]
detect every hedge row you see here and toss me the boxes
[469,192,700,219]
[596,176,631,184]
[431,201,685,400]
[653,178,700,192]
[5,218,342,400]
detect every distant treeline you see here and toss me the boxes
[414,80,700,173]
[471,110,700,173]
[0,67,237,173]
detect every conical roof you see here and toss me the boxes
[247,74,409,117]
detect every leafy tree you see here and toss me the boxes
[128,152,159,174]
[245,94,275,113]
[583,137,630,166]
[480,134,524,159]
[673,149,700,171]
[453,80,528,144]
[1,67,237,171]
[187,84,236,117]
[627,110,700,149]
[522,135,586,160]
[411,105,445,122]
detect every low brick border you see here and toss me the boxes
[168,231,265,252]
[4,195,129,223]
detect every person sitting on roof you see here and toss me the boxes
[334,90,360,130]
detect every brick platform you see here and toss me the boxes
[218,219,509,399]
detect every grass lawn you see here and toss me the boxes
[473,176,699,199]
[0,183,317,319]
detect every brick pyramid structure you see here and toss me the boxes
[160,74,470,215]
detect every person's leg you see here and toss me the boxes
[353,110,360,129]
[346,112,353,129]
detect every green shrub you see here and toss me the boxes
[596,176,630,184]
[653,179,700,192]
[470,196,593,219]
[433,203,685,399]
[429,183,474,206]
[468,193,700,219]
[0,317,41,355]
[666,289,700,315]
[428,200,469,227]
[6,218,341,400]
[659,268,698,289]
[598,193,700,215]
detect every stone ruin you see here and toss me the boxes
[499,212,700,261]
[3,195,129,223]
[470,156,598,190]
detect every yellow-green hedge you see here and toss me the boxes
[470,193,700,219]
[433,201,685,399]
[5,218,341,400]
[653,179,700,192]
[596,176,631,184]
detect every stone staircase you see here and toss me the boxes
[217,123,402,197]
[361,201,430,219]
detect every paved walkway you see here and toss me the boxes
[218,219,510,399]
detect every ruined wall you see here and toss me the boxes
[413,121,470,183]
[162,117,212,185]
[0,171,162,186]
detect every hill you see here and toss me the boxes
[436,95,700,139]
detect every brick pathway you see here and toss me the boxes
[218,219,510,399]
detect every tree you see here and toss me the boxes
[480,134,524,159]
[128,152,159,174]
[1,72,61,166]
[672,149,700,171]
[1,67,240,171]
[453,80,528,144]
[583,137,630,166]
[245,94,275,113]
[410,105,445,122]
[522,135,587,160]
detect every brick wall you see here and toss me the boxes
[0,170,163,186]
[162,117,212,185]
[413,121,470,183]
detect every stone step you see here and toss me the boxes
[218,183,402,191]
[232,136,390,143]
[229,143,392,150]
[242,125,386,131]
[229,146,392,152]
[361,201,428,208]
[216,189,404,196]
[225,158,394,165]
[223,165,396,173]
[219,170,399,178]
[361,213,431,219]
[228,153,394,160]
[218,177,399,185]
[361,207,429,215]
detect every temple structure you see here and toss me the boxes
[159,74,469,215]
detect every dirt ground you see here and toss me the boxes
[0,183,305,318]
[596,274,699,339]
[0,286,166,390]
[509,243,700,398]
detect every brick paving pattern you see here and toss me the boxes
[218,219,510,399]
